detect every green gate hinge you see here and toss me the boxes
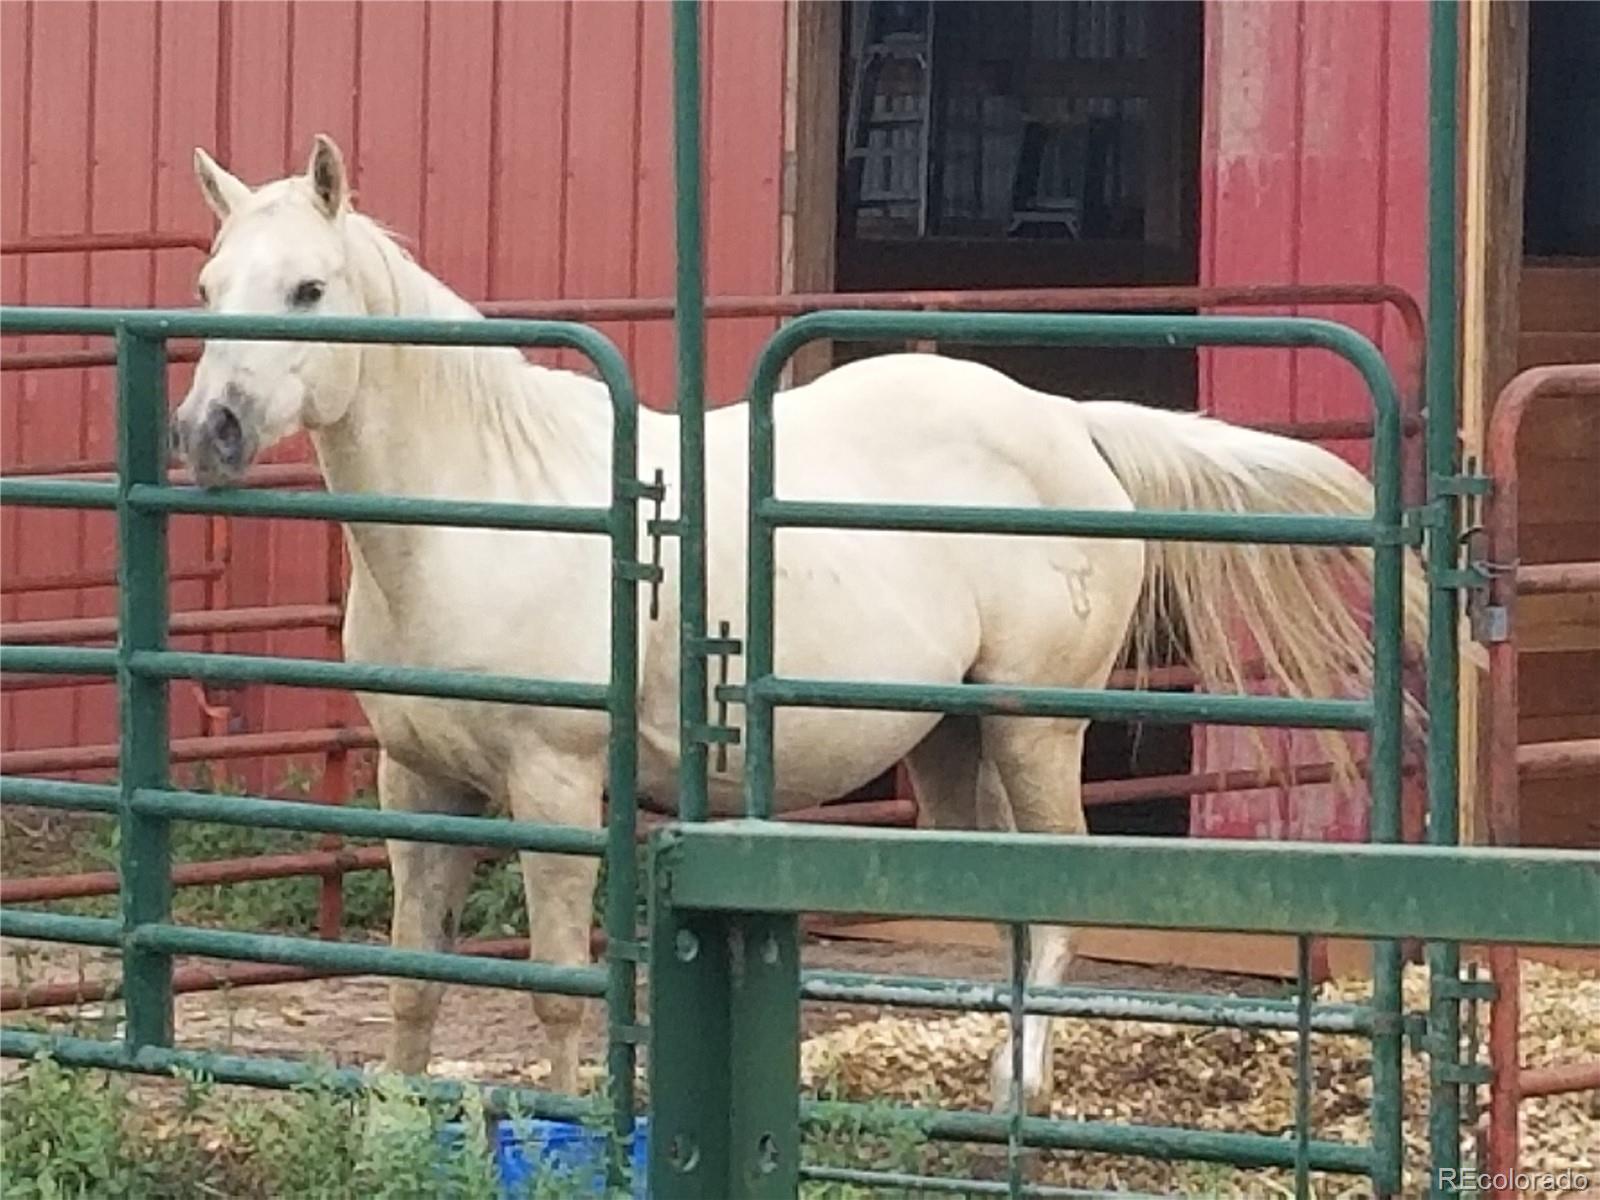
[1435,977,1497,1002]
[694,622,743,771]
[618,560,667,622]
[1430,472,1493,498]
[633,469,673,620]
[611,1022,649,1046]
[1434,1061,1493,1086]
[688,724,739,745]
[607,937,647,964]
[1435,565,1491,591]
[1400,507,1434,541]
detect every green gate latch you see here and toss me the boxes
[635,469,671,619]
[699,621,743,772]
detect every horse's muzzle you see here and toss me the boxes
[174,398,255,489]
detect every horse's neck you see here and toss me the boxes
[310,221,613,605]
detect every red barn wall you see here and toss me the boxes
[1193,0,1430,841]
[1,0,786,776]
[5,0,1435,832]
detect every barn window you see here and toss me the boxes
[840,0,1195,249]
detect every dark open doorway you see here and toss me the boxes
[835,0,1203,411]
[805,1,1207,834]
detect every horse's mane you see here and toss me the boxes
[337,211,614,479]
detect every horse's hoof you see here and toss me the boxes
[988,1046,1053,1116]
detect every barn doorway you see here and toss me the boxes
[1503,0,1600,848]
[794,1,1206,835]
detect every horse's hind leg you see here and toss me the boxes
[907,717,1018,833]
[507,750,603,1096]
[979,715,1089,1115]
[380,752,481,1074]
[905,717,982,828]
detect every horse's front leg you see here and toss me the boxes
[507,748,604,1095]
[980,716,1089,1115]
[379,752,482,1074]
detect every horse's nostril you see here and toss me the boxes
[168,423,183,461]
[207,405,244,466]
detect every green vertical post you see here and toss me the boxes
[672,0,711,822]
[727,911,802,1197]
[648,835,800,1199]
[744,343,780,819]
[1368,303,1408,1200]
[604,354,642,1158]
[1294,935,1313,1200]
[116,328,173,1048]
[1425,1,1464,1193]
[648,897,730,1197]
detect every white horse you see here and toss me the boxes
[172,136,1424,1111]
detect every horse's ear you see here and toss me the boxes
[193,148,249,221]
[306,134,349,219]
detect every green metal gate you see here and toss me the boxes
[0,310,651,1143]
[682,306,1411,1196]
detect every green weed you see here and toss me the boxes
[0,1058,625,1199]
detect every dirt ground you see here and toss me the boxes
[2,929,1281,1087]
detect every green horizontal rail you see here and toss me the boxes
[0,478,120,510]
[753,678,1372,730]
[1,910,122,948]
[0,777,120,815]
[0,480,615,537]
[0,306,626,357]
[0,908,607,996]
[760,310,1405,375]
[797,1165,1159,1199]
[800,1100,1372,1175]
[125,924,607,996]
[129,787,607,855]
[658,824,1600,945]
[763,499,1380,548]
[0,1029,596,1123]
[127,649,610,709]
[0,646,119,676]
[800,969,1373,1034]
[128,484,612,534]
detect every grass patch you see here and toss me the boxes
[0,1057,636,1199]
[798,1076,984,1199]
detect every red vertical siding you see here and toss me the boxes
[1195,0,1429,842]
[0,0,27,752]
[704,1,786,404]
[1,0,788,772]
[564,1,644,369]
[491,2,569,311]
[632,0,678,408]
[18,1,95,756]
[1200,0,1427,446]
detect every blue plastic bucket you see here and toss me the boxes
[441,1116,648,1198]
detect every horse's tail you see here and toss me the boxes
[1078,400,1426,773]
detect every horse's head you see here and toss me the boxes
[172,135,365,487]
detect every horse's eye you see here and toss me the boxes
[291,279,325,308]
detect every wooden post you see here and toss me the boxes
[1460,0,1528,846]
[783,0,841,385]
